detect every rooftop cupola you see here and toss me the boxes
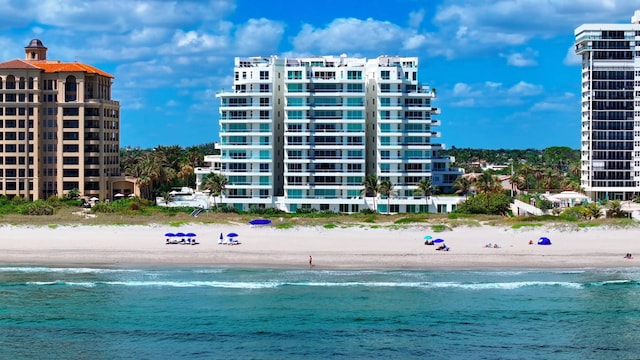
[24,39,47,61]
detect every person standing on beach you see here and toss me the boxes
[309,255,313,268]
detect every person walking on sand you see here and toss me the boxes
[309,255,313,268]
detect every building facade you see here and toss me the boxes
[216,55,462,213]
[0,39,120,200]
[575,11,640,201]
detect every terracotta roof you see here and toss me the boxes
[0,59,42,70]
[31,61,114,78]
[0,58,114,78]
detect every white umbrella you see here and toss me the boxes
[114,193,124,197]
[89,197,99,201]
[128,193,136,197]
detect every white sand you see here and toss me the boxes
[0,223,638,269]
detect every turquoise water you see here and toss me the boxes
[2,266,640,359]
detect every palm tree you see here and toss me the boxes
[476,171,499,194]
[568,163,581,179]
[516,163,533,192]
[582,202,602,220]
[414,178,434,212]
[202,173,228,207]
[361,174,380,212]
[452,176,472,198]
[540,168,557,192]
[606,200,627,218]
[178,162,194,188]
[378,179,396,214]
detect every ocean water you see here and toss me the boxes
[2,266,640,360]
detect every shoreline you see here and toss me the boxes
[1,223,639,270]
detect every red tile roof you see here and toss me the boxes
[0,59,41,70]
[0,59,114,78]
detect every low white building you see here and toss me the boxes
[542,191,589,209]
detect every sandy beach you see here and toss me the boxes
[0,223,639,269]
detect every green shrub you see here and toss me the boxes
[363,214,376,223]
[296,207,318,214]
[19,201,55,215]
[394,217,426,224]
[456,193,511,215]
[432,224,448,232]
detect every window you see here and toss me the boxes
[287,84,303,92]
[381,70,390,80]
[260,71,269,80]
[287,70,302,80]
[347,71,362,80]
[63,108,79,116]
[65,75,77,102]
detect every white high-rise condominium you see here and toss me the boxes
[217,55,463,213]
[575,11,640,201]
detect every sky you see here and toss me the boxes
[2,0,640,150]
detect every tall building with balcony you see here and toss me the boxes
[575,11,640,201]
[0,39,120,200]
[217,56,285,206]
[216,55,462,213]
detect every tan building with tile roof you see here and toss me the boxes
[0,39,123,201]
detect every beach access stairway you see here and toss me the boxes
[512,199,544,216]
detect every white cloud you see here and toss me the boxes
[408,9,425,28]
[485,81,502,88]
[172,30,228,51]
[451,98,476,107]
[508,81,543,96]
[453,82,474,96]
[403,34,429,50]
[292,18,415,54]
[501,48,538,67]
[530,102,571,111]
[563,45,582,66]
[430,0,640,58]
[233,18,285,54]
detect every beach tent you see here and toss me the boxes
[537,237,552,245]
[249,219,272,226]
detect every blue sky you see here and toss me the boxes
[2,0,640,150]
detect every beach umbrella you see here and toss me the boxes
[175,232,186,237]
[433,238,445,243]
[424,235,433,240]
[164,233,175,237]
[538,237,552,245]
[227,232,239,238]
[220,233,224,240]
[186,233,197,237]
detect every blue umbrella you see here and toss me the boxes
[227,233,239,238]
[186,233,197,237]
[424,235,433,240]
[220,233,224,240]
[538,237,552,245]
[175,232,186,237]
[165,233,175,237]
[433,238,445,243]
